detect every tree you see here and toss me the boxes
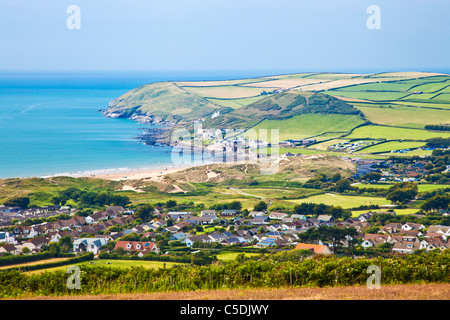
[4,196,30,209]
[228,201,242,211]
[336,179,352,193]
[133,204,154,222]
[331,173,342,183]
[387,182,418,204]
[253,201,267,212]
[21,247,31,254]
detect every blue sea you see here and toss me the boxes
[0,70,274,179]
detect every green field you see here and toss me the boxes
[345,125,450,140]
[357,141,426,154]
[327,91,412,101]
[287,193,390,209]
[249,113,365,141]
[216,251,260,262]
[356,183,449,192]
[352,104,450,128]
[25,259,183,275]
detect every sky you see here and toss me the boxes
[0,0,449,74]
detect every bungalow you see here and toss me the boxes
[208,233,228,243]
[114,240,158,254]
[317,215,335,224]
[220,237,242,246]
[221,209,237,217]
[295,243,332,255]
[281,222,297,231]
[268,212,288,220]
[291,214,307,220]
[256,238,277,248]
[0,244,20,255]
[184,234,212,247]
[170,232,187,241]
[200,210,217,217]
[392,241,420,254]
[21,237,49,253]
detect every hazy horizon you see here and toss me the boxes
[1,0,449,73]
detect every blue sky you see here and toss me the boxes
[0,0,449,73]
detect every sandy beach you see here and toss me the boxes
[86,166,190,181]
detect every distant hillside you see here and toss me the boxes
[101,71,450,149]
[103,82,229,125]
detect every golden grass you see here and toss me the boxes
[0,258,71,270]
[15,283,450,300]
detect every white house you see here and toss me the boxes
[0,231,16,244]
[73,238,108,254]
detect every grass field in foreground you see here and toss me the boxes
[24,283,450,300]
[287,193,390,209]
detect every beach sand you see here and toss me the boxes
[76,165,194,181]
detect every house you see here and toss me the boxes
[170,232,187,241]
[392,241,420,254]
[200,210,217,216]
[0,244,20,255]
[184,234,212,247]
[401,222,425,231]
[291,214,307,220]
[317,215,335,224]
[221,237,243,246]
[114,240,159,254]
[420,238,449,252]
[295,243,332,255]
[268,212,288,220]
[0,231,15,244]
[85,211,108,224]
[21,237,49,253]
[281,222,297,231]
[74,238,109,254]
[221,209,237,217]
[256,237,277,248]
[12,226,39,239]
[105,206,126,218]
[248,211,266,217]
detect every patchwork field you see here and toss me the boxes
[287,193,390,209]
[356,141,426,154]
[248,113,365,141]
[345,125,450,140]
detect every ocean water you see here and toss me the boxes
[0,72,218,178]
[0,71,283,178]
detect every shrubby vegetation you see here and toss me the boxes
[0,251,447,297]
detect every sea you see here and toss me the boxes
[0,70,274,179]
